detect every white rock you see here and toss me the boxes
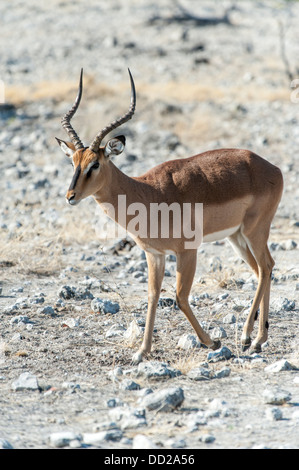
[141,387,184,412]
[83,429,123,446]
[49,431,82,448]
[207,346,232,362]
[132,434,158,449]
[222,313,236,324]
[109,406,147,430]
[211,326,227,339]
[12,372,40,391]
[105,324,126,338]
[137,361,181,379]
[262,388,292,405]
[187,367,211,381]
[61,317,80,328]
[264,359,296,373]
[123,320,143,343]
[177,334,201,350]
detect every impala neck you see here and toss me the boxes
[93,161,146,225]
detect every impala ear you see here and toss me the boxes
[104,135,126,158]
[55,137,76,158]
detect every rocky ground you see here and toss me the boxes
[0,0,298,450]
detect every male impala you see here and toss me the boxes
[56,69,283,364]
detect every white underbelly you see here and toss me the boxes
[203,225,240,243]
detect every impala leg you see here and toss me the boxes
[176,250,220,349]
[251,247,274,352]
[132,251,165,364]
[241,238,274,352]
[228,232,259,350]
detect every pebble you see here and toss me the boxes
[165,437,186,448]
[61,317,80,329]
[265,407,283,421]
[207,346,232,362]
[278,298,296,312]
[119,378,141,391]
[91,298,120,314]
[49,431,82,448]
[177,334,201,350]
[57,285,76,300]
[62,381,80,391]
[199,433,216,444]
[222,313,236,324]
[137,361,182,379]
[214,366,231,379]
[83,429,123,446]
[109,406,147,430]
[11,372,40,392]
[105,323,126,338]
[211,326,227,339]
[123,320,143,342]
[187,411,207,431]
[187,366,211,381]
[264,359,297,373]
[39,305,55,316]
[132,434,158,449]
[158,297,177,308]
[10,315,30,325]
[262,388,292,405]
[0,438,13,449]
[108,367,123,382]
[141,387,184,412]
[206,398,233,418]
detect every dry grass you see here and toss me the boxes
[5,76,290,106]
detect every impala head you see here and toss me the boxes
[56,68,136,205]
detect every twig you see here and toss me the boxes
[149,1,233,27]
[278,19,294,82]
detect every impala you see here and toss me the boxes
[56,69,283,363]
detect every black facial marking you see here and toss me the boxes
[69,164,81,191]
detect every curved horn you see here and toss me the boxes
[61,68,84,150]
[89,68,136,153]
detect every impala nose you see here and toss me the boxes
[66,192,77,205]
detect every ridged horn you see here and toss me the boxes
[61,68,84,150]
[89,68,136,153]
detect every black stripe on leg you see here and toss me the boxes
[265,321,269,330]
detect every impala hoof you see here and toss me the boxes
[251,342,262,353]
[131,350,143,365]
[241,337,251,352]
[211,339,221,350]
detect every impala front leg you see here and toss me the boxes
[132,252,165,364]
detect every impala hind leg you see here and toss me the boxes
[132,252,165,364]
[228,231,259,350]
[176,250,220,350]
[250,246,274,352]
[236,231,274,352]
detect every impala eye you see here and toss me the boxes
[86,161,100,178]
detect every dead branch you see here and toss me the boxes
[148,1,233,27]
